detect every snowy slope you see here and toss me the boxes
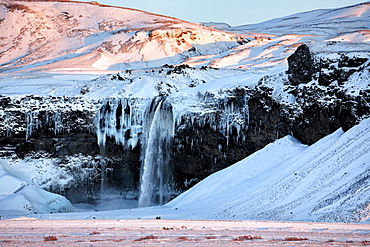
[165,117,370,223]
[2,1,368,76]
[0,1,368,96]
[232,2,370,38]
[222,2,370,70]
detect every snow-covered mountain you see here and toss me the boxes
[232,2,370,40]
[0,1,369,222]
[0,0,245,73]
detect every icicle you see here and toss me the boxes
[25,112,32,141]
[54,112,62,136]
[26,111,38,141]
[96,97,145,149]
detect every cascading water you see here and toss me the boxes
[94,92,247,208]
[138,97,174,207]
[95,97,174,207]
[97,102,110,199]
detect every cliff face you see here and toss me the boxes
[1,42,369,204]
[285,42,370,143]
[0,95,98,157]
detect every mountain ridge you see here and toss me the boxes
[1,1,369,73]
[0,0,245,73]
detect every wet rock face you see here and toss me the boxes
[100,136,141,193]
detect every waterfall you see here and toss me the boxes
[94,92,247,207]
[95,97,174,207]
[138,97,174,207]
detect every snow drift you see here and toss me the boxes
[0,159,72,216]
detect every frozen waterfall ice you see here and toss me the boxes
[95,92,248,208]
[138,97,174,207]
[95,97,174,207]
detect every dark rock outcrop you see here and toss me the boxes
[287,42,370,87]
[286,44,314,85]
[0,96,99,158]
[172,88,250,190]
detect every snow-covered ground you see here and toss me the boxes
[0,0,245,73]
[1,218,369,246]
[1,1,369,99]
[1,1,368,75]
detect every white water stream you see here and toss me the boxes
[138,98,174,207]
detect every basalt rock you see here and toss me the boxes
[250,85,369,146]
[286,44,314,85]
[287,42,370,86]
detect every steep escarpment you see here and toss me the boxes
[1,44,368,204]
[0,95,98,157]
[169,42,370,189]
[0,96,105,202]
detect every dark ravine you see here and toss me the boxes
[0,45,369,206]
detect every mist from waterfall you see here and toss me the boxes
[138,97,174,207]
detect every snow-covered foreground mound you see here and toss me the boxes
[0,160,72,216]
[167,117,370,223]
